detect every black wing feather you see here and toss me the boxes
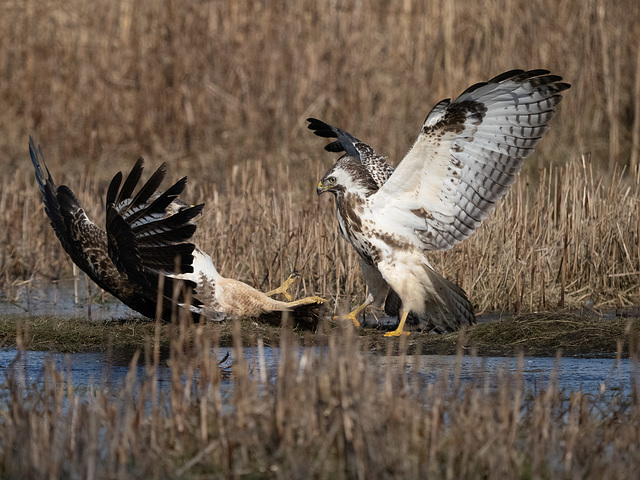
[307,117,364,160]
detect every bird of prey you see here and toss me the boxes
[307,117,404,327]
[29,137,202,320]
[311,69,570,335]
[104,161,326,322]
[30,139,322,322]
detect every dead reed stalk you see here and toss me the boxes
[0,323,639,478]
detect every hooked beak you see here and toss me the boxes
[317,180,329,195]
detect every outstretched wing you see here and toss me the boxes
[307,118,394,188]
[105,162,205,316]
[105,161,203,288]
[29,136,123,291]
[370,69,569,251]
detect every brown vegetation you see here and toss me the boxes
[2,0,640,316]
[1,323,639,478]
[2,312,640,358]
[3,3,640,477]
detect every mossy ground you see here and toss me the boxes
[2,311,638,358]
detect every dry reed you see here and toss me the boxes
[3,150,640,317]
[0,322,639,478]
[2,0,640,316]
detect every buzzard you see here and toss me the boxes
[308,118,401,327]
[30,139,321,321]
[104,162,326,322]
[311,69,570,335]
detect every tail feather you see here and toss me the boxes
[424,268,475,332]
[384,269,475,333]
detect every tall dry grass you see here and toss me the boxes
[2,0,639,165]
[1,0,640,314]
[0,323,639,478]
[3,151,640,316]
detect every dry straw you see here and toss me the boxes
[0,321,639,478]
[1,0,640,315]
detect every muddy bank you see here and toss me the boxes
[1,311,639,358]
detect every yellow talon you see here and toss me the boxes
[285,295,326,307]
[384,311,410,337]
[334,300,371,328]
[334,312,361,328]
[383,330,410,337]
[266,271,300,301]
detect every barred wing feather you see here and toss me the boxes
[371,69,569,251]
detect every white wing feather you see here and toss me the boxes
[369,70,569,251]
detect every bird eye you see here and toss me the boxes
[328,176,336,184]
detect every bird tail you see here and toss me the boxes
[384,267,475,333]
[422,267,475,332]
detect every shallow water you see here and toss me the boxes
[0,346,635,398]
[1,279,637,398]
[0,277,141,320]
[0,278,508,325]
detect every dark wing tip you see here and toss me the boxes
[106,171,124,207]
[324,141,345,153]
[461,69,568,97]
[306,117,339,139]
[306,117,369,160]
[28,136,52,191]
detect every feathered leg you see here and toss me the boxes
[283,295,326,308]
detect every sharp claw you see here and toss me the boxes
[266,272,300,300]
[333,313,361,328]
[383,330,410,337]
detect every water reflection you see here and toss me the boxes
[0,277,141,320]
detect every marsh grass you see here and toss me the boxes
[2,313,639,358]
[2,2,640,477]
[4,150,640,319]
[2,0,640,315]
[1,321,640,478]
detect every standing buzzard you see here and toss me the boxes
[307,118,400,327]
[311,69,570,335]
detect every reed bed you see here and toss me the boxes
[3,151,640,317]
[2,0,640,314]
[0,323,638,478]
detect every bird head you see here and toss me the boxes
[317,156,378,197]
